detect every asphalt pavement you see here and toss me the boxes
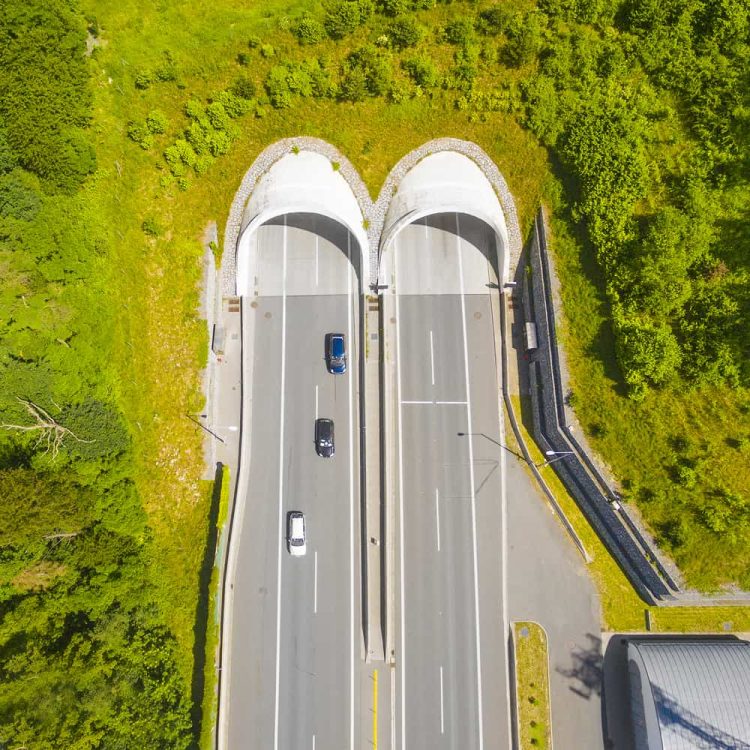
[389,214,511,750]
[225,215,365,750]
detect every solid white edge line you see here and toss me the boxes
[314,549,318,615]
[457,214,484,750]
[429,329,435,386]
[400,400,468,405]
[315,234,319,287]
[273,216,288,750]
[440,665,445,735]
[315,384,319,421]
[435,488,441,553]
[395,237,407,750]
[347,231,355,750]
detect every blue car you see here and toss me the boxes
[325,333,346,374]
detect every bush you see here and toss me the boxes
[388,16,425,49]
[501,12,547,67]
[378,0,409,15]
[231,76,257,100]
[478,6,511,35]
[293,14,325,44]
[134,68,153,90]
[339,46,394,100]
[127,122,154,150]
[614,316,681,399]
[402,55,438,87]
[0,170,42,221]
[324,0,363,39]
[444,17,476,45]
[146,110,168,134]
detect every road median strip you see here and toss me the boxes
[513,621,552,750]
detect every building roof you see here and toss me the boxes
[631,639,750,750]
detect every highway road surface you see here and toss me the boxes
[388,213,512,750]
[225,213,365,750]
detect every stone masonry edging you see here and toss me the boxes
[222,137,523,295]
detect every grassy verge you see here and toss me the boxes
[510,395,750,632]
[514,621,551,750]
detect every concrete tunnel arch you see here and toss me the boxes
[377,150,512,288]
[230,147,370,296]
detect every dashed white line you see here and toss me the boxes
[400,400,467,406]
[312,734,316,750]
[273,216,288,750]
[457,213,484,750]
[435,488,441,552]
[314,550,318,614]
[439,665,445,735]
[429,330,435,386]
[315,385,319,421]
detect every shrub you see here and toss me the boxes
[141,217,163,237]
[247,35,261,48]
[127,122,153,150]
[501,12,547,68]
[324,0,363,38]
[478,6,511,35]
[614,316,681,399]
[293,15,325,44]
[402,55,438,87]
[378,0,409,15]
[146,110,168,134]
[231,76,256,100]
[339,46,393,100]
[134,69,153,90]
[260,44,275,58]
[444,17,476,45]
[0,170,42,221]
[388,16,425,49]
[237,51,251,66]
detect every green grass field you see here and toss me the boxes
[514,621,551,750]
[67,0,748,739]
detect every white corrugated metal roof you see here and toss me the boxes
[632,640,750,749]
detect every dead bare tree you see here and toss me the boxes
[0,398,93,459]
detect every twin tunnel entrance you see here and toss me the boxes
[220,141,520,750]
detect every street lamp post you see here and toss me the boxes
[456,432,525,461]
[539,449,574,468]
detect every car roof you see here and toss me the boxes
[290,514,304,535]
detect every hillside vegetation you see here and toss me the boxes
[0,0,747,744]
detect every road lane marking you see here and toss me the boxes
[312,735,316,750]
[435,488,441,552]
[314,550,318,614]
[440,666,445,735]
[347,231,355,750]
[391,665,396,750]
[273,215,288,750]
[429,330,435,386]
[457,213,485,750]
[395,237,407,750]
[315,385,319,421]
[373,669,379,750]
[401,400,467,406]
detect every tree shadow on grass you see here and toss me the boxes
[189,462,224,749]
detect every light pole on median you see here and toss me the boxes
[538,449,574,468]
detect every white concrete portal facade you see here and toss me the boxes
[378,152,509,287]
[226,138,521,297]
[236,151,369,295]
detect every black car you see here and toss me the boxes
[315,418,335,458]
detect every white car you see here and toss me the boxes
[287,511,306,557]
